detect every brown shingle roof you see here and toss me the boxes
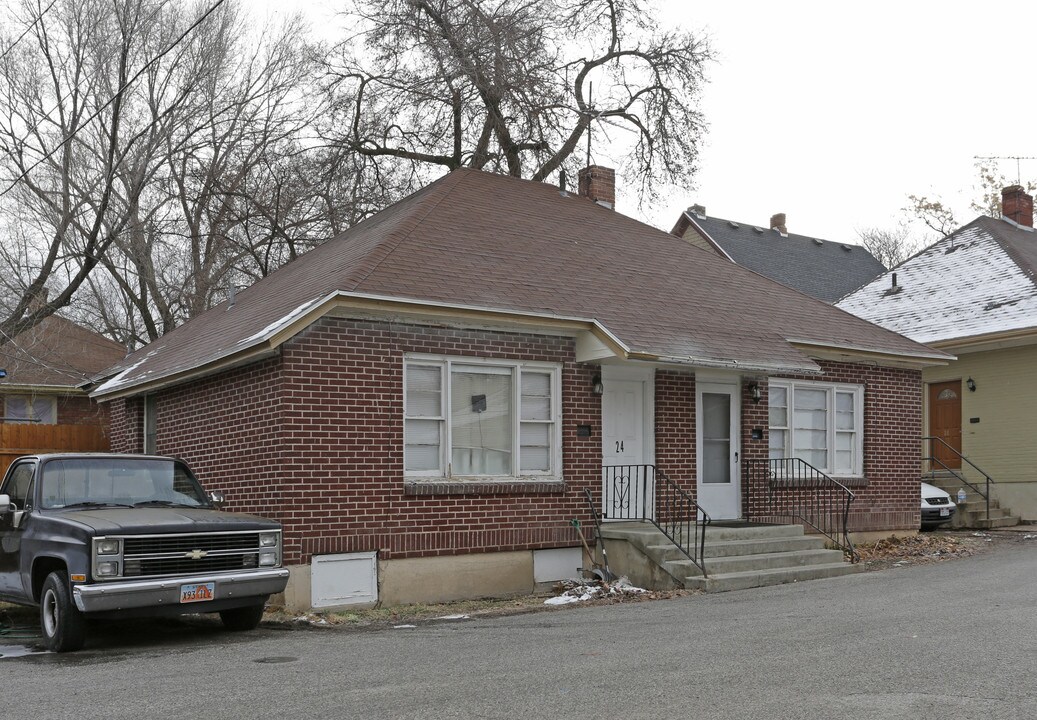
[93,169,947,395]
[1,315,125,389]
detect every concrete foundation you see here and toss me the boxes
[274,548,586,612]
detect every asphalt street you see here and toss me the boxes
[5,540,1037,720]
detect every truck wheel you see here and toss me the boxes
[40,572,86,652]
[219,604,265,631]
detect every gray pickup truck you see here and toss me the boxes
[0,453,289,652]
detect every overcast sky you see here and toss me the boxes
[257,0,1037,244]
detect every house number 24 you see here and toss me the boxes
[615,441,624,453]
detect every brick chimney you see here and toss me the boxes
[578,165,616,209]
[1001,185,1033,227]
[770,213,787,234]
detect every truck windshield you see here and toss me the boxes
[40,458,209,510]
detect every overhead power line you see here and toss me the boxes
[0,0,229,200]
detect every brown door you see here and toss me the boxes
[928,381,962,469]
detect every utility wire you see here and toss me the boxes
[0,0,229,200]
[0,0,60,66]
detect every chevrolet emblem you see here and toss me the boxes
[185,549,208,560]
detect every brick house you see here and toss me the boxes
[0,315,125,474]
[91,168,950,609]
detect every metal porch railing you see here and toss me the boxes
[597,464,710,577]
[921,436,993,519]
[743,458,858,562]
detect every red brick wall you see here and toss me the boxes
[107,319,602,566]
[277,318,600,565]
[765,361,922,532]
[109,397,143,454]
[56,395,110,427]
[108,358,286,525]
[654,370,695,494]
[104,318,921,572]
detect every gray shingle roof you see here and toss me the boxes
[675,211,886,303]
[93,170,947,396]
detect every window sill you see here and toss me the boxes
[403,477,566,496]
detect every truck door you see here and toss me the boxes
[0,461,36,597]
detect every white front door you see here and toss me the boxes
[601,377,651,520]
[697,382,741,520]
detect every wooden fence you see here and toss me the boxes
[0,423,110,477]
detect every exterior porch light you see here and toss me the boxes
[748,382,762,403]
[591,373,604,396]
[966,377,976,392]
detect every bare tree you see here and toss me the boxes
[319,0,713,202]
[0,0,226,344]
[855,221,925,269]
[907,160,1037,238]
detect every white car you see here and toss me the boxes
[920,482,956,529]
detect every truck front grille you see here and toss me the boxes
[117,532,265,579]
[123,533,260,555]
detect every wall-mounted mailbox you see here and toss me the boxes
[577,424,593,437]
[750,427,764,440]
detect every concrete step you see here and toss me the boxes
[972,515,1021,529]
[644,535,826,563]
[665,548,846,578]
[964,506,1013,521]
[685,562,862,593]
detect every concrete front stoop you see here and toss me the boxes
[599,522,860,594]
[926,471,1020,529]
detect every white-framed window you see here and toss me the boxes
[4,395,56,424]
[768,379,863,476]
[404,356,562,479]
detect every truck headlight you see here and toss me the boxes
[96,561,119,577]
[97,539,121,555]
[258,551,277,567]
[259,532,279,548]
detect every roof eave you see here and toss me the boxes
[925,325,1037,354]
[90,292,636,400]
[786,338,954,369]
[0,383,89,395]
[623,350,822,375]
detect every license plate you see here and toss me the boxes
[940,508,950,517]
[180,582,215,603]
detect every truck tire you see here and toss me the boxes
[219,603,265,631]
[40,572,86,653]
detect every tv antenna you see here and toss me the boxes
[974,155,1037,185]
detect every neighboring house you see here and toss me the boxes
[839,185,1037,526]
[0,315,126,473]
[90,167,950,610]
[671,206,886,302]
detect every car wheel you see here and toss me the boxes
[219,603,265,631]
[40,571,86,653]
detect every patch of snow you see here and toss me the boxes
[433,614,470,621]
[544,577,647,605]
[393,624,417,629]
[93,347,161,394]
[544,595,581,606]
[236,296,324,347]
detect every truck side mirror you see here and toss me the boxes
[0,494,10,515]
[209,491,226,509]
